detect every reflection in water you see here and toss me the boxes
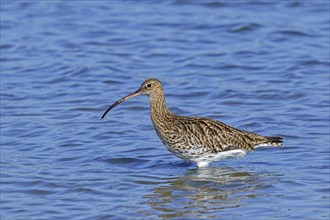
[142,167,271,219]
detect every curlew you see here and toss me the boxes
[101,78,283,167]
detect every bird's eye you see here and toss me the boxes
[146,84,152,88]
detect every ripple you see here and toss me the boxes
[275,30,310,37]
[101,157,150,166]
[229,23,263,33]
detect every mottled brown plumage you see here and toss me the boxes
[102,78,283,167]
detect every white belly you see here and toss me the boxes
[194,149,248,168]
[162,141,248,168]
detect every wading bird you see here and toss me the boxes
[102,78,283,167]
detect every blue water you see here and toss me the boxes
[1,0,329,219]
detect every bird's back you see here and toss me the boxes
[155,115,282,158]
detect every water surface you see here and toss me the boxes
[1,1,329,219]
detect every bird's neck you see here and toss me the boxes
[149,90,172,127]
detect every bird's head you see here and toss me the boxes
[101,78,163,119]
[137,78,163,96]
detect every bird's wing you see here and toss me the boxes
[173,116,266,152]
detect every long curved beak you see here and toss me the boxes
[101,89,141,119]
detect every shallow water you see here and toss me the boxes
[1,0,329,219]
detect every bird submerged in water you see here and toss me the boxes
[102,78,283,167]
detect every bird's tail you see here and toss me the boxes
[255,136,283,148]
